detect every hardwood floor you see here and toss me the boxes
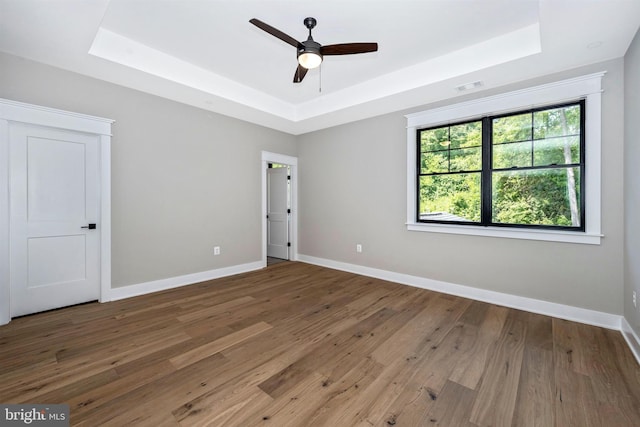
[1,262,639,426]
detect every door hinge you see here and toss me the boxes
[287,208,291,214]
[287,175,291,180]
[287,242,291,247]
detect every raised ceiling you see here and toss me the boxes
[0,0,639,134]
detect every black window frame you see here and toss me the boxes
[416,100,586,231]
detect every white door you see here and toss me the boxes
[9,123,100,317]
[267,166,289,260]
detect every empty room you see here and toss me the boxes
[1,0,640,425]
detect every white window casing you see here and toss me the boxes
[405,72,604,244]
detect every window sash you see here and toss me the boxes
[416,101,585,231]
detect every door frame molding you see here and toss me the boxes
[0,98,114,325]
[261,151,298,267]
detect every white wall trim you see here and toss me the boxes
[298,254,621,330]
[0,98,113,135]
[261,151,298,266]
[99,134,112,303]
[107,261,263,302]
[0,119,10,325]
[621,317,640,365]
[406,223,603,244]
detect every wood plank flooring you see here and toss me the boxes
[1,262,639,426]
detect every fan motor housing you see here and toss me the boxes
[299,40,322,56]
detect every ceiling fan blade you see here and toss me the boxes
[250,18,302,48]
[293,64,308,83]
[321,42,378,56]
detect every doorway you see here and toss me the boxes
[267,163,290,264]
[261,151,297,268]
[0,98,113,325]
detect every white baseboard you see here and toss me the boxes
[107,261,264,302]
[297,254,622,330]
[621,317,640,365]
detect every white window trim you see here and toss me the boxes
[405,72,604,245]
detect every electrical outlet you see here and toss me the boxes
[214,246,221,256]
[356,244,362,253]
[634,291,637,308]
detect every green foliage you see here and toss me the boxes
[419,121,482,221]
[420,174,481,221]
[493,112,531,144]
[418,104,582,227]
[492,168,580,226]
[420,121,482,174]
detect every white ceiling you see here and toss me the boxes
[0,0,639,135]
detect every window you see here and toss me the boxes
[417,102,584,230]
[418,120,483,224]
[405,72,603,244]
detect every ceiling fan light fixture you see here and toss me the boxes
[298,51,322,69]
[249,17,377,83]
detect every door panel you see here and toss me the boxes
[10,124,100,317]
[28,235,87,288]
[267,167,289,260]
[27,137,87,221]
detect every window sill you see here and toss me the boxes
[406,222,602,245]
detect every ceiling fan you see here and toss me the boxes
[249,17,378,83]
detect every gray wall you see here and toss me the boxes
[298,59,625,315]
[0,52,297,288]
[625,30,640,335]
[0,50,630,317]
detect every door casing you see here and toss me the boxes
[267,166,290,260]
[261,151,298,267]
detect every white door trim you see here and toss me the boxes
[266,166,290,260]
[0,98,113,325]
[261,151,298,267]
[0,118,10,325]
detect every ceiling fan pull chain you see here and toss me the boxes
[319,64,322,93]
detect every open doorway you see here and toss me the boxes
[267,163,290,266]
[261,151,298,268]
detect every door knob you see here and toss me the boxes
[81,223,97,229]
